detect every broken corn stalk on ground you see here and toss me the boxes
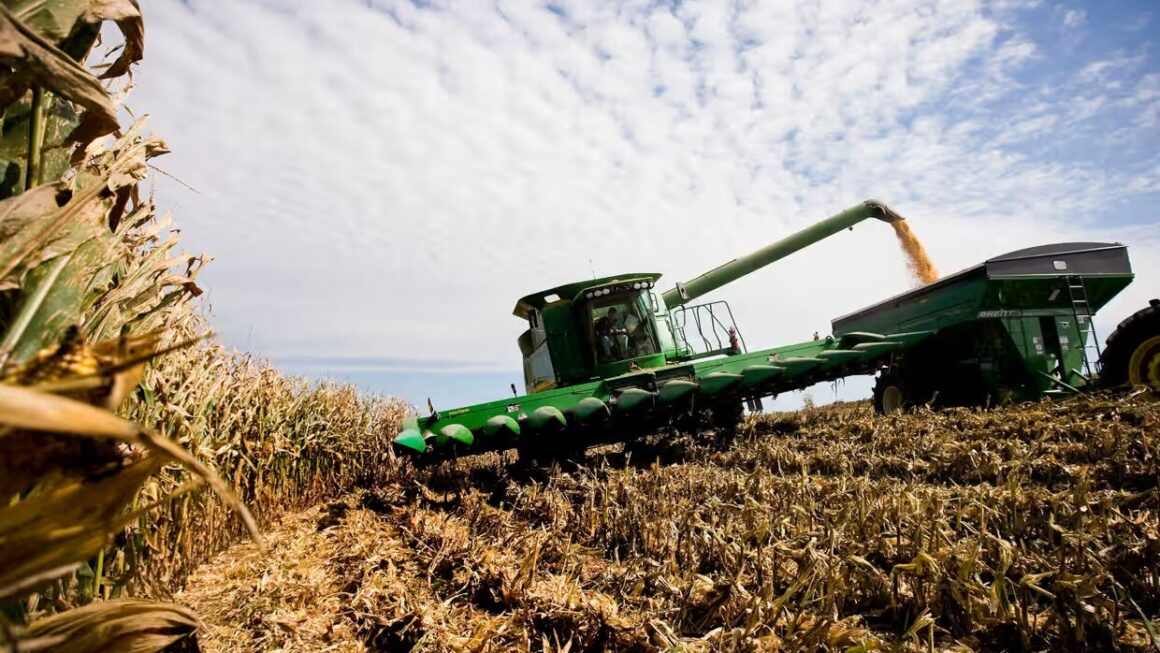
[178,395,1158,652]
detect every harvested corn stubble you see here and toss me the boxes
[178,394,1159,652]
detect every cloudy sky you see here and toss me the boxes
[126,0,1159,410]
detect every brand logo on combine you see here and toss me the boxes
[506,404,520,413]
[447,408,469,417]
[978,310,1023,318]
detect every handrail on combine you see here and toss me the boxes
[672,301,747,358]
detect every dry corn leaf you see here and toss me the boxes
[0,181,109,293]
[0,384,260,540]
[0,456,160,594]
[0,382,138,439]
[1,234,120,366]
[23,598,199,653]
[0,5,118,144]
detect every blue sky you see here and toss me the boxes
[124,0,1159,411]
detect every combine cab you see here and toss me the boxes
[394,201,1159,460]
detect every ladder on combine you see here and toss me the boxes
[1065,275,1101,380]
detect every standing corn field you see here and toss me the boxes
[0,3,407,650]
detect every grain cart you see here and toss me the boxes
[831,243,1158,412]
[393,201,1159,459]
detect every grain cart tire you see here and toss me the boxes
[872,372,909,415]
[1099,300,1160,392]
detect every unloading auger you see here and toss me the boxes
[393,200,1159,460]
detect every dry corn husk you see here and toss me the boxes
[20,599,199,653]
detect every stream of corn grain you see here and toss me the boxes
[892,220,940,285]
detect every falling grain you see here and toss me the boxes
[892,219,940,285]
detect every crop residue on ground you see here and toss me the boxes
[179,396,1159,652]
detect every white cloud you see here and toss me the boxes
[1078,53,1145,83]
[125,0,1160,406]
[1127,73,1160,128]
[1061,8,1087,29]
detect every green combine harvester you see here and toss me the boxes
[394,200,1159,460]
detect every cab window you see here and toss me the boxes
[590,292,658,362]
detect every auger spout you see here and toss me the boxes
[660,199,901,309]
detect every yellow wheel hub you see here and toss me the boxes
[1127,334,1160,391]
[881,385,904,414]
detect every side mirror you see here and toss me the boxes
[650,292,660,312]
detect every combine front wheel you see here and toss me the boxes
[695,401,743,446]
[1099,300,1160,392]
[712,401,744,432]
[873,372,908,414]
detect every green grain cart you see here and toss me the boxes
[834,242,1154,412]
[394,201,1159,460]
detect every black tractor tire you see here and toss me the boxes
[712,401,744,430]
[872,371,909,415]
[1099,299,1160,392]
[690,401,743,447]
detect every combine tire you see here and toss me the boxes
[1099,299,1160,392]
[693,401,743,446]
[712,401,744,429]
[873,372,908,414]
